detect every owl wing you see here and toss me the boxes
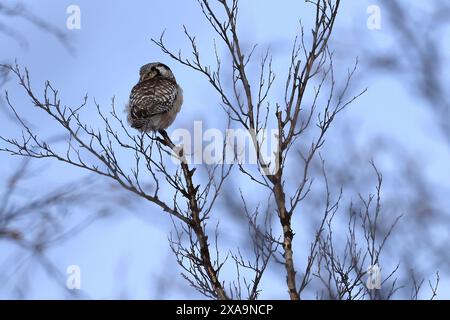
[129,78,178,120]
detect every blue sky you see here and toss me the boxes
[1,0,449,299]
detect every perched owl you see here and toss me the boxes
[127,62,183,132]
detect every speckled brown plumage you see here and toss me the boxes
[127,62,183,132]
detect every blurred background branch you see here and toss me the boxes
[0,0,448,299]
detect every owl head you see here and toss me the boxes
[139,62,174,82]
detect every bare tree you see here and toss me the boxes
[362,0,450,140]
[152,0,366,299]
[0,159,130,298]
[0,0,440,299]
[0,2,129,299]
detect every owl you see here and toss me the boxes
[127,62,183,132]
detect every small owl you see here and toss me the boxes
[127,62,183,132]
